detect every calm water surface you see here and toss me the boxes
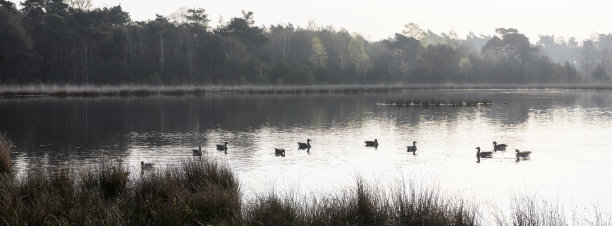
[2,89,612,216]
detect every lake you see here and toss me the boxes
[2,89,612,219]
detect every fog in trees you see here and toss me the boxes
[1,1,611,85]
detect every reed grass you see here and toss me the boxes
[511,194,566,226]
[242,178,479,226]
[0,159,242,225]
[0,132,12,175]
[384,98,492,107]
[4,83,612,98]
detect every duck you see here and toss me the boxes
[406,141,417,155]
[515,149,532,158]
[216,142,228,150]
[275,148,286,157]
[297,139,312,149]
[493,141,507,151]
[365,139,378,147]
[192,145,202,156]
[141,161,154,169]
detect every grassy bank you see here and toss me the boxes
[1,133,609,225]
[4,84,612,98]
[0,161,241,225]
[0,160,477,224]
[243,179,478,225]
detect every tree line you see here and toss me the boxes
[1,0,610,85]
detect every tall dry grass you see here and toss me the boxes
[0,159,241,225]
[0,132,12,175]
[6,84,612,98]
[242,178,479,226]
[511,194,566,226]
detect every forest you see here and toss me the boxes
[1,0,612,85]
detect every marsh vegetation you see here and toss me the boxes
[1,133,610,225]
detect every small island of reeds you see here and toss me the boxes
[383,98,492,107]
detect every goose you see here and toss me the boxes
[365,139,378,147]
[275,148,286,157]
[476,147,493,158]
[297,139,312,149]
[192,145,202,156]
[515,149,532,158]
[406,141,417,155]
[493,141,507,151]
[216,142,228,150]
[141,161,154,169]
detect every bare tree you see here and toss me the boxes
[402,23,426,40]
[66,0,91,10]
[581,40,597,80]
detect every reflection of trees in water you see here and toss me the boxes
[481,92,582,125]
[575,92,612,109]
[0,98,131,154]
[2,91,612,166]
[193,95,379,130]
[0,95,381,161]
[373,91,612,127]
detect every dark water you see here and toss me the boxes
[2,89,612,214]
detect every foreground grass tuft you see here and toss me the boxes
[0,132,12,175]
[511,194,566,226]
[0,158,242,225]
[98,164,130,198]
[243,179,478,226]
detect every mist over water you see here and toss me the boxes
[2,89,612,216]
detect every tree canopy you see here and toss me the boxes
[1,2,609,85]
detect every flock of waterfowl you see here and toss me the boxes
[274,139,312,157]
[140,139,532,169]
[476,141,532,163]
[364,139,418,155]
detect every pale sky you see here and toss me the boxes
[14,0,612,42]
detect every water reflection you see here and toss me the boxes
[2,90,612,212]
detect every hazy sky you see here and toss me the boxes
[15,0,612,42]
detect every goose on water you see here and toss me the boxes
[192,145,202,156]
[216,142,228,150]
[406,141,418,155]
[365,139,378,147]
[476,147,493,158]
[275,148,286,157]
[493,141,507,151]
[298,139,312,149]
[141,161,155,169]
[515,149,532,158]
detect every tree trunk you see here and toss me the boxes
[355,63,360,84]
[81,41,89,85]
[124,27,134,61]
[137,27,144,56]
[187,48,193,76]
[159,34,164,75]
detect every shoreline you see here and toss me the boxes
[1,134,610,225]
[2,84,612,98]
[1,159,610,225]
